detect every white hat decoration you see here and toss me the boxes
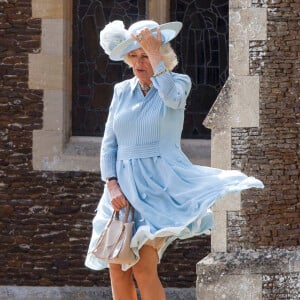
[100,20,182,61]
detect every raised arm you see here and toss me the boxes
[132,27,191,109]
[151,62,191,109]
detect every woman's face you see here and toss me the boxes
[127,49,154,83]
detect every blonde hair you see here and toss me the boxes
[124,43,178,71]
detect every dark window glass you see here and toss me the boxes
[171,0,229,139]
[72,0,228,139]
[72,0,146,136]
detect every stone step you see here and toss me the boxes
[0,286,196,300]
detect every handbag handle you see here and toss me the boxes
[115,201,134,223]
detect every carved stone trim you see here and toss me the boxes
[203,2,267,252]
[30,0,210,172]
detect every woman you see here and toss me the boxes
[85,20,263,300]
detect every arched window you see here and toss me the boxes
[72,0,228,139]
[171,0,228,138]
[72,0,146,137]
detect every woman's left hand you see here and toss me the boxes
[106,179,128,211]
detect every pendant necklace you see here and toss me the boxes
[139,83,152,94]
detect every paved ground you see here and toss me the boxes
[0,286,196,300]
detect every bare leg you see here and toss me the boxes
[132,245,166,300]
[109,263,137,300]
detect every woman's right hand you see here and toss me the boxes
[106,179,128,211]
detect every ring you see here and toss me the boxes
[137,34,143,41]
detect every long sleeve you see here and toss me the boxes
[151,62,192,109]
[100,87,118,181]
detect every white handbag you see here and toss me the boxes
[92,203,136,265]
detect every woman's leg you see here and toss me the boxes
[109,263,137,300]
[132,245,166,300]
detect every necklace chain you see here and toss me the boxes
[139,83,152,93]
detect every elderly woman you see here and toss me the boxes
[85,20,263,300]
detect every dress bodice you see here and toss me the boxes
[100,62,192,181]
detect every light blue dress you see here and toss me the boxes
[85,62,264,271]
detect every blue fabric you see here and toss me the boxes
[85,62,264,271]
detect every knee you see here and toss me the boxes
[110,264,133,282]
[132,262,157,284]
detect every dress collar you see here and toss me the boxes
[130,77,154,92]
[130,77,140,92]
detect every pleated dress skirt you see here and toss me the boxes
[85,154,264,271]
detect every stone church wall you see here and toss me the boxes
[228,0,299,252]
[0,0,210,288]
[196,0,299,298]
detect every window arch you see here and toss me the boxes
[32,0,270,173]
[72,0,229,139]
[72,0,146,137]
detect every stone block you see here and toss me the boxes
[211,209,227,252]
[197,274,262,300]
[229,0,252,9]
[0,205,14,218]
[204,76,260,130]
[42,19,64,55]
[32,132,100,172]
[230,76,260,128]
[32,0,63,19]
[29,54,64,90]
[230,8,267,42]
[229,40,250,75]
[42,90,65,131]
[32,130,64,170]
[213,194,241,212]
[211,194,241,253]
[197,248,300,299]
[211,129,231,169]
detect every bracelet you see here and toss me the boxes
[106,176,117,182]
[152,68,168,77]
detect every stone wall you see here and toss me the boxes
[197,0,299,299]
[0,0,210,287]
[197,248,300,300]
[262,272,300,300]
[228,0,299,251]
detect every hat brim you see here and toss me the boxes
[109,21,182,61]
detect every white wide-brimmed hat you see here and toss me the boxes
[100,20,182,61]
